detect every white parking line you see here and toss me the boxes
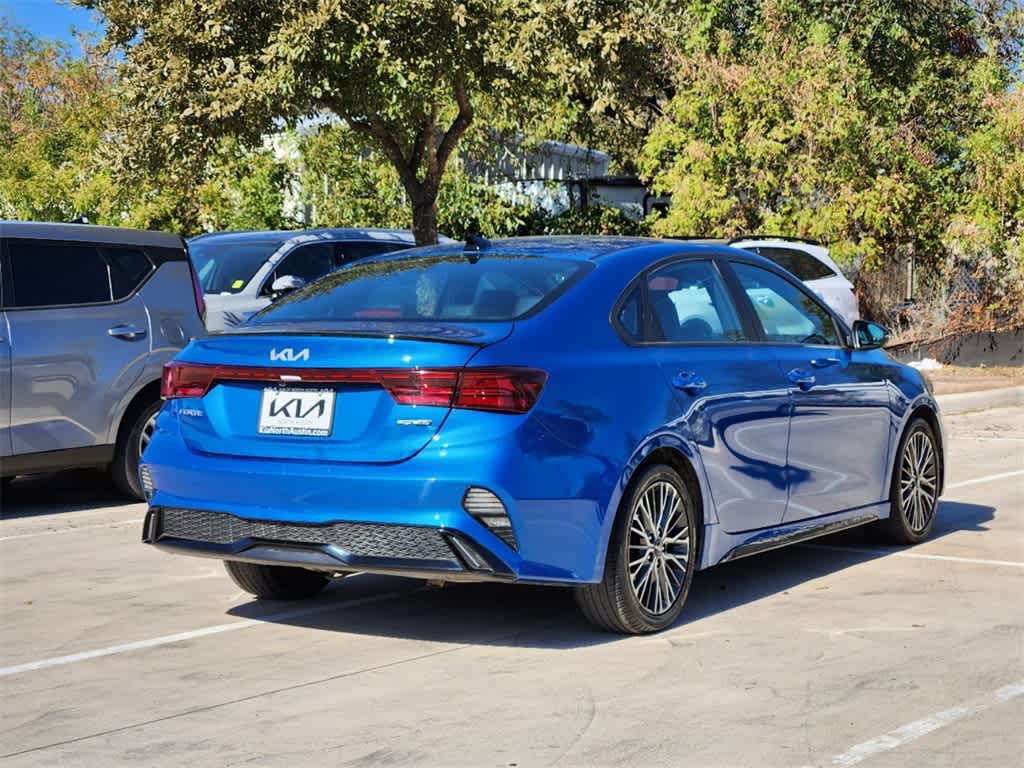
[946,469,1024,490]
[803,543,1024,569]
[822,681,1024,767]
[0,591,403,678]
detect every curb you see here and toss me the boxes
[935,386,1024,415]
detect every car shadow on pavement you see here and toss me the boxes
[1,470,136,519]
[227,499,994,649]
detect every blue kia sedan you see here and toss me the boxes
[141,237,944,633]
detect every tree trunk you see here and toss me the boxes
[409,186,439,246]
[344,74,472,248]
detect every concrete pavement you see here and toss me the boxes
[1,407,1021,767]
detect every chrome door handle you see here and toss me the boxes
[810,357,841,368]
[787,368,816,391]
[108,324,147,340]
[672,371,708,395]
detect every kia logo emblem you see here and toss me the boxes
[270,347,310,362]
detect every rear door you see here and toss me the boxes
[642,257,792,533]
[0,241,11,458]
[5,239,151,455]
[726,260,891,520]
[0,310,10,459]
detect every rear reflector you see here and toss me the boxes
[161,362,546,414]
[463,487,517,550]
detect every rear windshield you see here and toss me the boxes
[250,254,588,324]
[190,238,287,294]
[744,246,837,281]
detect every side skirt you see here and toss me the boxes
[709,504,887,566]
[1,445,114,478]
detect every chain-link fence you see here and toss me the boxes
[854,255,1023,346]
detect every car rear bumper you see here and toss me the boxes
[140,409,611,584]
[143,506,519,583]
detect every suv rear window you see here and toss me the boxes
[251,254,588,324]
[743,246,836,281]
[8,240,111,307]
[103,247,153,299]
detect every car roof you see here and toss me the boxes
[0,220,184,249]
[187,228,441,245]
[395,234,770,264]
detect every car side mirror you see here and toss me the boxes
[852,319,890,350]
[269,275,305,300]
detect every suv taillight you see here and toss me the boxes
[160,362,546,414]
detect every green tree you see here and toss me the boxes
[81,0,670,244]
[639,1,1021,308]
[0,21,122,222]
[0,21,299,234]
[196,138,299,232]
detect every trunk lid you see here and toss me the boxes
[174,322,511,463]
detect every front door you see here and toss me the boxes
[645,258,792,533]
[728,261,892,520]
[5,239,150,456]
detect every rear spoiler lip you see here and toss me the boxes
[219,319,514,347]
[214,328,488,346]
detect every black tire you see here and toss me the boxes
[877,417,940,545]
[575,464,698,634]
[111,398,162,500]
[224,561,331,600]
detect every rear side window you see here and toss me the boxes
[103,247,153,299]
[743,246,836,281]
[646,260,745,342]
[616,287,642,341]
[337,241,411,266]
[7,240,111,308]
[252,254,588,324]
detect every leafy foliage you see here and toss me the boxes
[0,22,121,222]
[0,20,300,234]
[79,0,671,243]
[639,0,1023,321]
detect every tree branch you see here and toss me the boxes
[432,71,474,187]
[348,114,420,195]
[408,117,431,179]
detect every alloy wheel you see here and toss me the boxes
[627,480,690,615]
[899,430,938,533]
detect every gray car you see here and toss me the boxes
[0,221,206,499]
[189,228,440,331]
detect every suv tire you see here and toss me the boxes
[224,561,331,600]
[111,399,161,500]
[575,464,697,634]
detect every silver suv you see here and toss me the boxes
[0,222,206,499]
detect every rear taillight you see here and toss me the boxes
[377,369,460,408]
[454,369,547,413]
[162,361,215,399]
[160,362,546,414]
